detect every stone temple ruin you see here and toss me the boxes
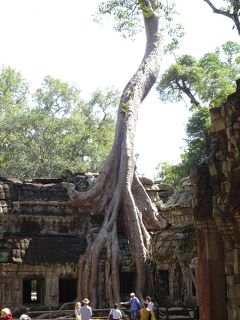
[191,80,240,320]
[1,81,240,320]
[0,173,197,312]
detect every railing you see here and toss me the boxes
[18,306,199,320]
[28,308,128,320]
[158,307,199,320]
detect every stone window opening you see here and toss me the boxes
[23,278,43,304]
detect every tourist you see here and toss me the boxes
[140,303,150,320]
[145,297,155,320]
[19,307,31,320]
[79,298,92,320]
[75,301,81,320]
[0,308,12,320]
[120,292,140,320]
[109,303,122,320]
[145,297,153,312]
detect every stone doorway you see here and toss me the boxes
[158,270,169,296]
[59,278,77,303]
[119,272,135,296]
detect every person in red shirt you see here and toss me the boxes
[0,308,13,320]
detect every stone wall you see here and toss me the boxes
[151,178,197,307]
[191,80,240,320]
[0,263,78,309]
[0,175,197,311]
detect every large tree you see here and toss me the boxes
[65,0,175,306]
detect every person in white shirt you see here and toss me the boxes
[75,301,81,320]
[19,308,31,320]
[109,303,122,320]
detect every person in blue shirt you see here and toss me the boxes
[121,292,141,320]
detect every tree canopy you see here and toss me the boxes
[155,41,240,186]
[158,41,240,108]
[0,68,118,179]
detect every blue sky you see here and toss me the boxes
[0,0,238,178]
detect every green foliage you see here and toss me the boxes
[88,87,119,121]
[95,0,184,49]
[181,106,211,167]
[33,75,82,116]
[95,0,143,38]
[156,106,210,188]
[156,41,240,185]
[155,161,185,188]
[0,66,29,116]
[158,41,240,108]
[157,54,204,105]
[198,44,240,106]
[0,68,117,179]
[121,101,128,113]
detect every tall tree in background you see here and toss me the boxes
[0,66,29,175]
[0,66,29,115]
[64,0,182,306]
[203,0,240,35]
[0,72,117,179]
[156,41,240,186]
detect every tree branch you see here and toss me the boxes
[204,0,240,35]
[175,78,200,107]
[204,0,233,18]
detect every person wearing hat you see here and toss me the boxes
[0,308,12,320]
[120,293,140,320]
[79,298,92,320]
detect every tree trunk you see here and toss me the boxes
[66,4,168,307]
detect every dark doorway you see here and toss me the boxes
[59,278,77,303]
[23,278,43,304]
[158,270,169,295]
[120,272,135,295]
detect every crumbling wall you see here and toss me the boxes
[0,174,196,311]
[191,80,240,320]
